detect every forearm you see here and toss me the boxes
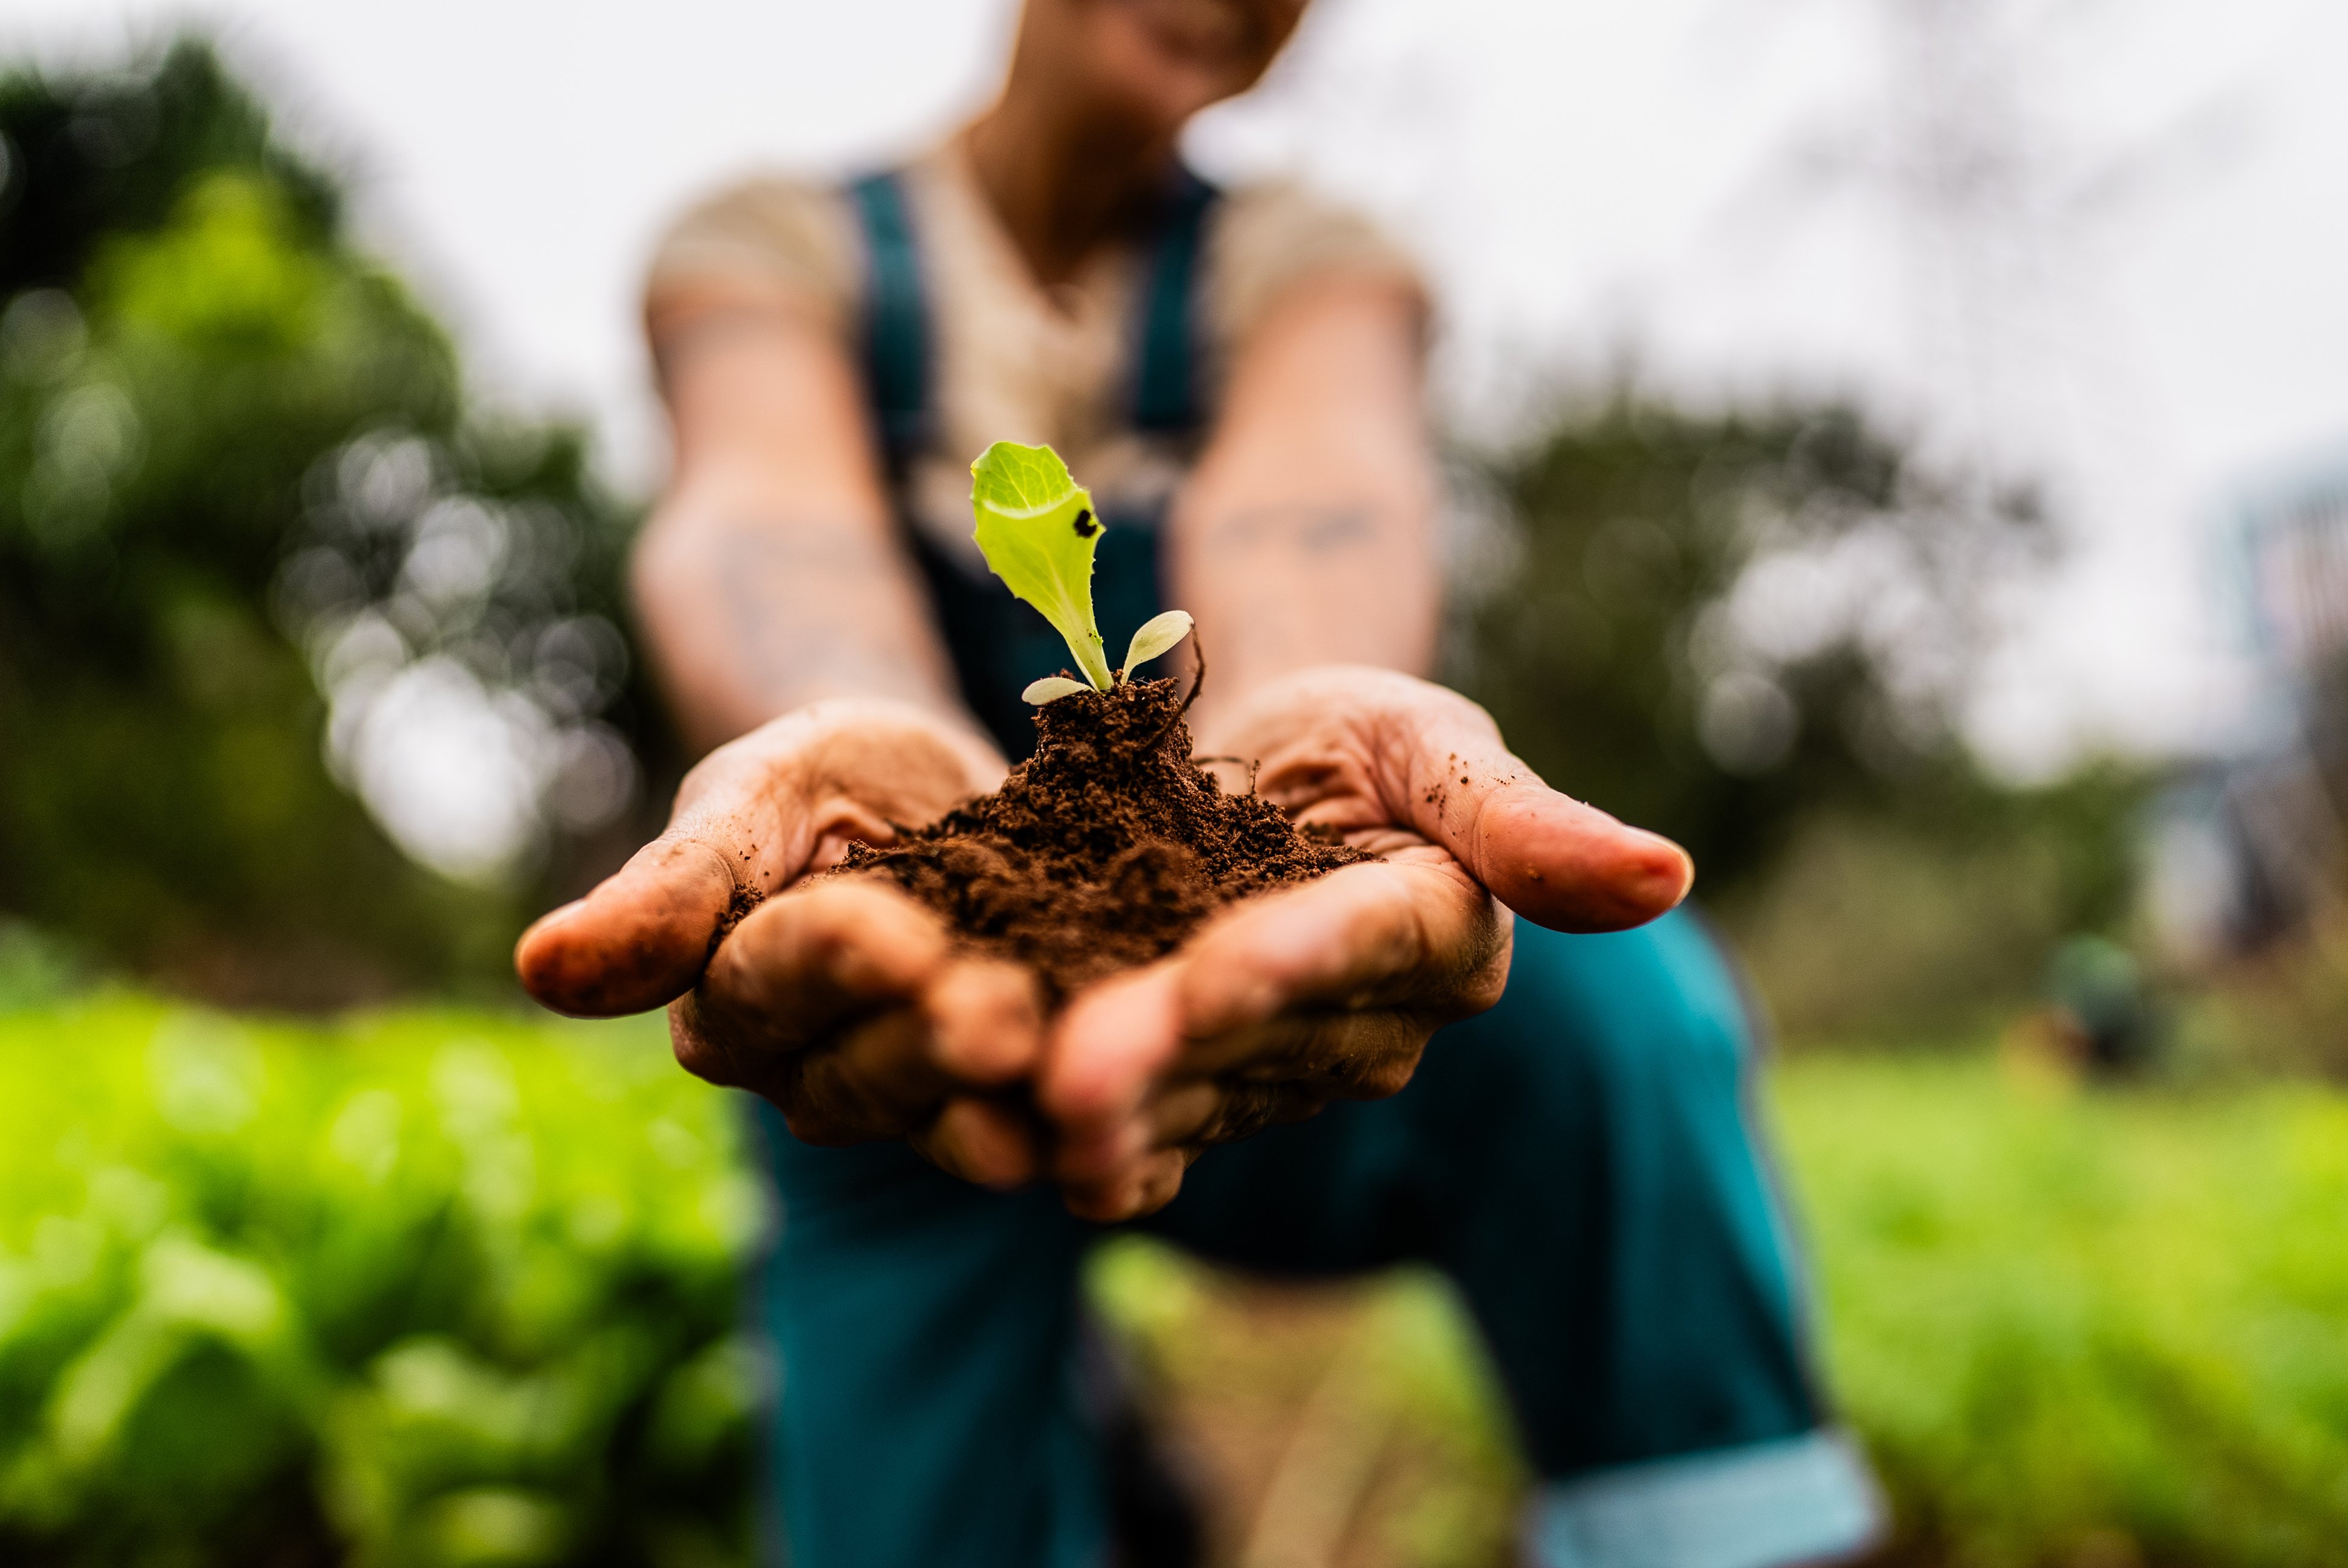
[1168,277,1439,728]
[637,297,971,756]
[634,490,964,756]
[1174,469,1438,709]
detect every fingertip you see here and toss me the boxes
[821,879,956,987]
[1636,831,1697,913]
[1051,1114,1149,1188]
[1565,823,1693,927]
[1130,1150,1190,1217]
[1169,914,1289,1040]
[1039,968,1182,1129]
[1177,965,1286,1045]
[924,1097,1039,1190]
[1477,789,1697,933]
[513,900,586,998]
[1061,1150,1187,1223]
[516,883,718,1017]
[926,961,1044,1085]
[733,878,952,1003]
[1059,1184,1129,1224]
[1171,865,1418,1038]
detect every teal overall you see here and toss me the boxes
[748,169,1881,1568]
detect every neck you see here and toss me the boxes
[964,92,1177,288]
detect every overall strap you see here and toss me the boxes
[847,171,929,474]
[850,162,1222,456]
[842,160,1219,759]
[1131,166,1221,435]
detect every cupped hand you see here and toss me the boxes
[514,699,1046,1188]
[1038,665,1694,1221]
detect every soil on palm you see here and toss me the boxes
[842,677,1368,1003]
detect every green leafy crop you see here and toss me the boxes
[969,441,1193,703]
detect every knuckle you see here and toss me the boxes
[667,1004,718,1079]
[670,996,750,1088]
[1200,1082,1297,1143]
[775,1076,855,1147]
[1349,1047,1424,1099]
[1334,1019,1430,1100]
[634,830,741,898]
[1458,958,1511,1016]
[777,1105,840,1145]
[670,1038,716,1083]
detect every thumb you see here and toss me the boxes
[1407,706,1694,934]
[516,833,743,1016]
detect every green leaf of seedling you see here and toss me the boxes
[971,441,1113,691]
[1022,676,1089,705]
[1121,610,1193,679]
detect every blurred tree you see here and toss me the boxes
[0,38,339,298]
[1450,395,2153,1034]
[1452,393,2049,892]
[0,41,648,1005]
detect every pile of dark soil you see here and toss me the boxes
[843,677,1367,1001]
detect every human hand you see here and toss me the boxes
[1037,665,1694,1221]
[514,699,1048,1188]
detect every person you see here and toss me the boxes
[517,1,1883,1563]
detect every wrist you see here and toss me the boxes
[1188,662,1429,758]
[667,697,1007,875]
[761,694,1001,770]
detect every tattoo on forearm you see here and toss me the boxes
[710,520,935,709]
[1192,502,1436,675]
[1203,505,1383,556]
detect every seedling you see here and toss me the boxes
[968,440,1194,705]
[844,440,1365,1005]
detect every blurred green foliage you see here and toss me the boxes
[1455,398,2043,888]
[0,996,761,1567]
[0,40,338,294]
[0,41,645,1005]
[2177,911,2348,1081]
[4,999,2343,1567]
[1782,1051,2348,1567]
[1722,764,2155,1040]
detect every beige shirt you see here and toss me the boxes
[647,136,1418,567]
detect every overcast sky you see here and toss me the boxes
[9,0,2345,776]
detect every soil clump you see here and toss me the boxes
[842,677,1368,1002]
